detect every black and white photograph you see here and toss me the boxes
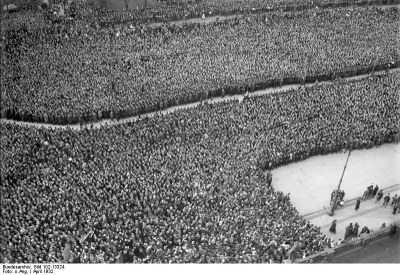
[0,0,399,273]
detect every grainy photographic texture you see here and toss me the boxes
[1,0,399,266]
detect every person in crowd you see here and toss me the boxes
[1,41,398,264]
[1,7,398,124]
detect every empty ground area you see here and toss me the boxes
[271,143,400,215]
[270,143,400,248]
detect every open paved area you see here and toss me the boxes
[270,143,400,247]
[271,143,400,215]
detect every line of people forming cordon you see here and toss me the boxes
[1,71,398,263]
[2,6,399,123]
[330,184,399,214]
[355,185,398,214]
[328,183,399,246]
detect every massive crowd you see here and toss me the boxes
[1,6,399,123]
[1,71,399,263]
[77,0,400,25]
[1,0,399,264]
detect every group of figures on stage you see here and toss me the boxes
[330,189,345,209]
[361,184,379,200]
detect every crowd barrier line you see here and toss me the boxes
[2,61,399,125]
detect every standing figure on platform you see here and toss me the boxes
[336,190,345,207]
[367,184,374,199]
[352,223,359,237]
[340,190,345,201]
[360,226,370,235]
[392,203,399,215]
[329,220,337,234]
[383,194,390,208]
[344,223,353,240]
[375,190,383,203]
[331,190,336,201]
[372,185,379,198]
[355,198,361,211]
[391,194,398,207]
[362,189,369,200]
[389,223,398,235]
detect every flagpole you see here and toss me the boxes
[328,149,351,216]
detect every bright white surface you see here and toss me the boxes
[271,143,400,215]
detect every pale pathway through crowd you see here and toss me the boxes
[1,68,397,130]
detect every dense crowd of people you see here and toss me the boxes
[76,0,400,25]
[1,0,399,264]
[1,71,398,263]
[1,6,399,123]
